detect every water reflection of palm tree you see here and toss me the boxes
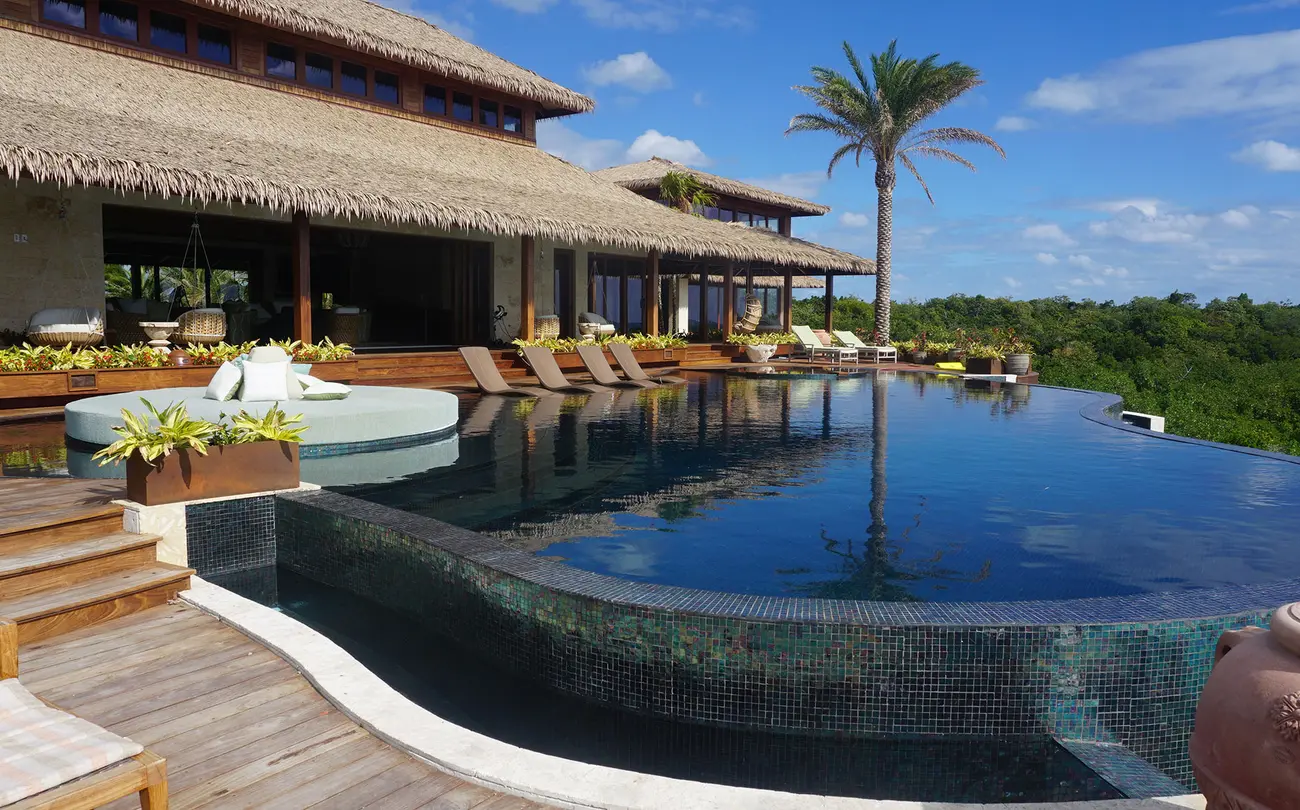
[790,373,992,600]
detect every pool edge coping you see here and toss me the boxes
[181,577,1207,810]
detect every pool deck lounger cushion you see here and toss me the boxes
[520,346,610,394]
[575,345,657,389]
[458,346,556,398]
[66,386,458,448]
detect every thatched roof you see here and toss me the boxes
[594,157,832,217]
[191,0,592,114]
[0,30,874,274]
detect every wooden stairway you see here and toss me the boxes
[0,478,193,644]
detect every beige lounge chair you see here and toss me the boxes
[459,347,555,397]
[519,346,611,394]
[0,619,168,810]
[607,342,686,385]
[576,345,658,388]
[832,330,898,364]
[791,325,857,364]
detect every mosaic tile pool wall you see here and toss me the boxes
[275,490,1289,789]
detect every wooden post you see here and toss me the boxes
[824,273,834,332]
[780,217,792,237]
[722,260,735,336]
[291,211,311,343]
[697,266,710,340]
[782,266,794,332]
[646,250,660,336]
[746,265,754,296]
[587,255,597,312]
[520,235,535,340]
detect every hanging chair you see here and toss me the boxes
[735,295,763,334]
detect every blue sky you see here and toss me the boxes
[405,0,1300,304]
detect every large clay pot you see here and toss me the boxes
[1005,353,1032,376]
[1191,603,1300,808]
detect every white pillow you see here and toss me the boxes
[238,360,291,402]
[302,381,351,401]
[204,361,242,401]
[285,364,304,400]
[297,373,324,388]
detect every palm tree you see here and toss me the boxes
[787,41,1004,342]
[658,170,717,214]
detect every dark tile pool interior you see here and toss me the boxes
[209,565,1124,803]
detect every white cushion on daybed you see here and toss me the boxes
[26,307,102,332]
[204,361,242,401]
[302,381,351,401]
[239,360,291,402]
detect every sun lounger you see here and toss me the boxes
[606,342,686,385]
[459,347,555,397]
[792,325,857,364]
[576,345,658,388]
[832,330,898,364]
[0,619,169,810]
[519,346,612,394]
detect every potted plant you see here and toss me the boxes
[909,332,930,364]
[1001,329,1033,376]
[93,399,307,505]
[726,332,795,363]
[964,343,1003,375]
[949,328,971,362]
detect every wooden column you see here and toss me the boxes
[782,266,794,332]
[780,217,792,237]
[291,211,312,343]
[587,256,597,312]
[520,235,536,340]
[746,266,754,296]
[697,266,710,340]
[824,273,834,332]
[721,260,735,336]
[646,250,660,336]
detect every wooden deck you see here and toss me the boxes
[18,603,553,810]
[0,476,124,534]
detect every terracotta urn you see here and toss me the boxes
[168,348,191,366]
[1191,603,1300,808]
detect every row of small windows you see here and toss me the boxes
[42,0,526,136]
[699,206,780,231]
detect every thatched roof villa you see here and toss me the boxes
[0,0,870,345]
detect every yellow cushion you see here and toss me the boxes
[935,362,966,371]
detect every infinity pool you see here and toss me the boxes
[335,372,1300,603]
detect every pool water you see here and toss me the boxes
[337,372,1300,602]
[209,565,1122,802]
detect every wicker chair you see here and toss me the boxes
[25,308,103,347]
[534,315,560,340]
[175,308,226,345]
[735,296,763,334]
[325,309,371,345]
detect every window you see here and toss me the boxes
[374,71,399,104]
[149,9,186,53]
[750,215,766,229]
[43,0,85,28]
[719,209,734,222]
[306,53,333,89]
[424,84,447,115]
[452,92,473,121]
[736,212,751,226]
[479,99,499,127]
[197,24,231,64]
[504,105,522,133]
[266,43,296,79]
[99,0,138,41]
[341,61,367,96]
[703,206,719,220]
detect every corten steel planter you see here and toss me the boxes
[1191,603,1300,809]
[964,358,1003,375]
[126,441,300,506]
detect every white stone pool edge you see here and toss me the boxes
[182,578,1206,810]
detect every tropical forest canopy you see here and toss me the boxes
[793,292,1300,456]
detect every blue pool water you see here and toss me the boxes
[344,372,1296,601]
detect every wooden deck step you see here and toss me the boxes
[1,531,162,600]
[0,512,127,552]
[1,563,193,644]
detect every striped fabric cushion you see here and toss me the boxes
[0,680,143,805]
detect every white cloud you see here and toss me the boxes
[1273,209,1300,219]
[1035,252,1059,265]
[582,52,672,92]
[692,91,707,107]
[1224,0,1300,12]
[1004,276,1023,289]
[1088,207,1208,244]
[536,121,626,170]
[839,211,871,228]
[1233,140,1300,171]
[1025,30,1300,124]
[1091,198,1162,218]
[1022,223,1077,247]
[741,171,826,200]
[1220,207,1258,227]
[1069,276,1103,287]
[1067,254,1095,268]
[626,129,709,165]
[489,0,557,10]
[994,116,1036,132]
[570,0,751,31]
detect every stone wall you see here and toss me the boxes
[0,183,105,333]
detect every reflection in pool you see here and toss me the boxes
[336,372,1300,602]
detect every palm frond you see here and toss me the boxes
[826,142,865,178]
[909,127,1006,157]
[898,152,934,205]
[906,146,978,172]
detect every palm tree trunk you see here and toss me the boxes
[874,172,894,344]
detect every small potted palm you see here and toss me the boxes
[93,399,307,505]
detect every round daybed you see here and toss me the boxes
[65,386,459,450]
